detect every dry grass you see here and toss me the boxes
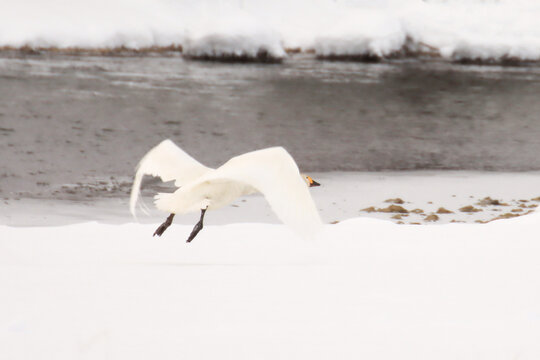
[2,42,540,65]
[378,205,409,214]
[459,205,482,213]
[285,47,302,54]
[385,198,404,204]
[436,207,453,214]
[488,210,534,223]
[0,45,183,57]
[0,45,282,63]
[490,212,521,221]
[476,197,508,206]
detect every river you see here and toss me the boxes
[2,53,540,199]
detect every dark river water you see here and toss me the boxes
[2,53,540,199]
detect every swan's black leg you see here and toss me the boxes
[153,213,175,237]
[187,208,207,243]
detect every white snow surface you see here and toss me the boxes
[2,214,540,359]
[3,0,540,61]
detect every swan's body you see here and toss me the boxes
[130,139,322,241]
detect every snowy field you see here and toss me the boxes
[3,0,540,62]
[1,172,540,359]
[1,216,540,359]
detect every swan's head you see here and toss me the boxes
[302,174,320,188]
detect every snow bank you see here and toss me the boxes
[404,0,540,63]
[0,0,186,50]
[2,0,540,62]
[313,8,407,60]
[182,6,285,62]
[1,214,540,359]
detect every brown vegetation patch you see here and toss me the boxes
[489,212,520,221]
[459,205,482,213]
[436,207,453,214]
[285,47,302,54]
[378,205,409,214]
[410,208,424,214]
[385,198,404,204]
[0,45,183,56]
[361,206,377,213]
[424,214,439,222]
[488,210,534,222]
[476,197,508,206]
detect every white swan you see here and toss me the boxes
[130,139,322,242]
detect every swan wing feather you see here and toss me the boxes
[130,139,211,216]
[198,147,322,238]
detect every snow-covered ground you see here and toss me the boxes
[1,215,540,359]
[1,171,540,359]
[3,0,540,62]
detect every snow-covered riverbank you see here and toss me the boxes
[3,171,540,226]
[3,0,540,63]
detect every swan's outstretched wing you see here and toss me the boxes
[130,139,211,216]
[200,147,322,238]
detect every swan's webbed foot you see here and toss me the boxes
[186,208,207,243]
[153,213,175,237]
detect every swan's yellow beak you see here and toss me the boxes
[307,176,321,187]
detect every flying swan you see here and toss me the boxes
[130,139,322,242]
